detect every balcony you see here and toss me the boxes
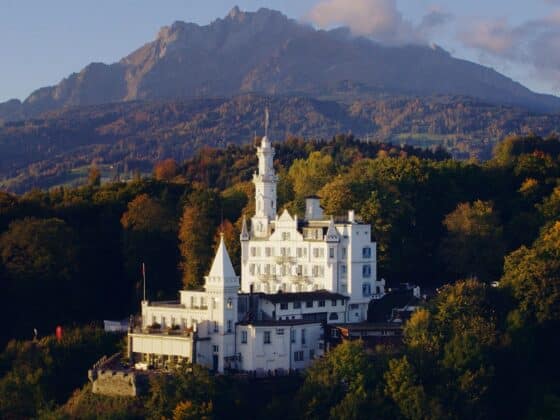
[275,256,296,265]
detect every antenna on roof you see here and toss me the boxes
[264,106,270,138]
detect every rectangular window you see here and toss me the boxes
[227,320,232,333]
[310,349,315,359]
[293,301,301,309]
[362,247,372,259]
[264,331,271,344]
[241,330,247,344]
[161,317,166,327]
[306,301,313,308]
[280,303,288,310]
[362,283,372,297]
[290,329,296,343]
[297,248,302,258]
[265,247,272,257]
[213,345,219,353]
[318,300,325,307]
[363,264,371,278]
[282,232,291,240]
[341,264,347,277]
[214,321,219,332]
[297,265,303,275]
[249,264,255,275]
[332,299,337,306]
[301,329,306,345]
[276,328,284,335]
[294,350,304,361]
[342,247,347,258]
[251,247,256,257]
[329,247,335,258]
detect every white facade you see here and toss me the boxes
[241,137,385,322]
[236,321,323,373]
[130,235,239,373]
[129,133,386,373]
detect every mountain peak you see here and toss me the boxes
[227,6,242,20]
[1,6,559,122]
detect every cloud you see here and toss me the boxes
[459,12,560,89]
[306,0,450,45]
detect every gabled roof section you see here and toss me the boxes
[278,208,294,222]
[208,234,237,279]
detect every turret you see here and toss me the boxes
[252,135,278,238]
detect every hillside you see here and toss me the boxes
[1,7,560,123]
[1,94,559,193]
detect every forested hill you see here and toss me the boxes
[1,93,560,193]
[1,134,560,418]
[0,136,560,419]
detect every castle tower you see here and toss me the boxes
[205,234,239,372]
[251,135,277,238]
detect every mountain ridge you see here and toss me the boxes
[2,7,560,122]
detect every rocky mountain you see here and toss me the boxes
[2,7,560,122]
[1,93,559,193]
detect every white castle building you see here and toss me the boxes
[128,135,385,373]
[241,135,385,322]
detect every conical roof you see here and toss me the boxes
[208,234,237,279]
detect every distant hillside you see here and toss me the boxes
[1,7,560,122]
[1,93,559,193]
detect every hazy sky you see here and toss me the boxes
[1,0,559,102]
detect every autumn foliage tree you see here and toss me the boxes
[154,159,179,181]
[179,189,220,290]
[439,200,505,282]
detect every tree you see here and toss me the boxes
[154,159,179,181]
[179,205,215,290]
[87,165,101,187]
[501,221,560,326]
[384,356,433,420]
[121,194,179,300]
[145,364,214,420]
[288,152,336,199]
[0,217,76,282]
[439,200,505,282]
[173,400,213,420]
[121,193,175,233]
[298,340,378,419]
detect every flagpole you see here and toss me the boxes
[142,262,146,302]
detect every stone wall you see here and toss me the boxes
[88,353,148,397]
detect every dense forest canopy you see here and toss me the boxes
[1,94,560,193]
[0,133,559,419]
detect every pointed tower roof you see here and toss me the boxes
[208,234,237,279]
[240,216,250,241]
[325,217,340,242]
